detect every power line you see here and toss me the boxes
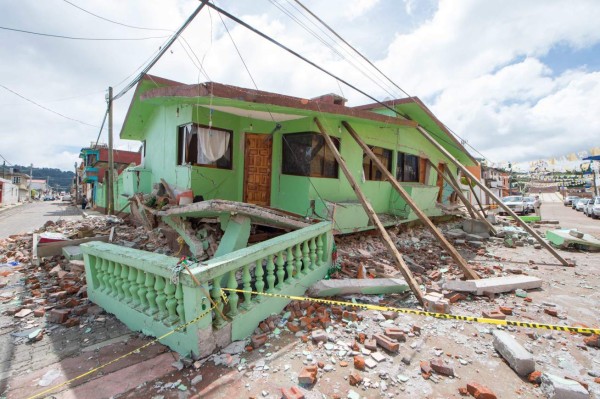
[0,25,169,41]
[0,84,99,128]
[113,0,210,100]
[62,0,172,32]
[0,153,13,166]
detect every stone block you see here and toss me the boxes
[540,373,590,399]
[311,329,328,343]
[482,310,506,320]
[423,292,450,314]
[462,219,490,235]
[492,331,535,377]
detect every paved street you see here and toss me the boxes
[540,192,600,238]
[0,201,82,239]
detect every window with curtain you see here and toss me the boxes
[282,133,339,178]
[363,146,392,181]
[397,152,420,182]
[177,123,233,169]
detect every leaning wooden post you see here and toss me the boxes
[428,161,477,219]
[342,121,479,280]
[440,164,496,235]
[415,125,571,266]
[314,118,424,305]
[465,175,487,217]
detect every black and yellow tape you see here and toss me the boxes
[221,288,600,335]
[27,304,216,399]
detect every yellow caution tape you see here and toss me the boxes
[221,288,600,335]
[27,304,216,399]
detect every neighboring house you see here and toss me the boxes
[480,166,509,204]
[79,144,141,209]
[109,74,478,233]
[0,177,19,206]
[30,179,47,198]
[2,169,31,202]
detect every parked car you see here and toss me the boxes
[61,194,72,202]
[43,195,54,201]
[523,196,535,214]
[571,198,583,209]
[584,197,596,217]
[588,197,600,219]
[500,195,527,215]
[564,196,579,206]
[575,198,590,211]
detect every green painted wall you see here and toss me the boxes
[132,102,468,232]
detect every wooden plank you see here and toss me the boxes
[37,235,110,258]
[314,118,424,305]
[342,121,479,281]
[415,125,571,266]
[160,178,177,201]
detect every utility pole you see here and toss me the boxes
[2,161,5,179]
[107,86,114,215]
[28,163,33,200]
[74,162,78,204]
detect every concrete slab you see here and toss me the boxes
[308,278,409,297]
[445,275,542,295]
[61,245,83,260]
[540,373,590,399]
[492,331,535,376]
[462,219,490,234]
[546,229,600,251]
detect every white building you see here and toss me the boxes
[0,177,19,206]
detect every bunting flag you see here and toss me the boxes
[591,147,600,156]
[567,153,579,161]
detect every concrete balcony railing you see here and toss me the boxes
[81,221,333,356]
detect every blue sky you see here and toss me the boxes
[1,0,599,170]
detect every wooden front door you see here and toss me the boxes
[244,134,272,206]
[436,163,445,202]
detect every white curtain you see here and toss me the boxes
[197,127,230,163]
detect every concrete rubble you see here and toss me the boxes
[1,209,600,398]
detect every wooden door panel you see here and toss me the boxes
[244,134,272,207]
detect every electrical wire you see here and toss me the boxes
[0,26,169,41]
[0,84,99,128]
[0,153,13,166]
[61,0,172,32]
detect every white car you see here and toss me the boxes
[501,195,527,215]
[575,198,589,211]
[61,194,72,202]
[589,197,600,219]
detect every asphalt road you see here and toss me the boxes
[0,201,82,239]
[540,192,600,238]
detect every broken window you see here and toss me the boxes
[177,123,233,169]
[282,133,339,178]
[363,146,392,181]
[397,152,420,182]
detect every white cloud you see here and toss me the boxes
[343,0,381,20]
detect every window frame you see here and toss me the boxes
[397,152,421,183]
[362,145,393,181]
[177,123,233,170]
[281,132,340,178]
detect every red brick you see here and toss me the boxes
[353,356,365,370]
[467,382,497,399]
[349,372,363,386]
[357,333,366,344]
[342,311,358,321]
[499,306,513,315]
[364,339,377,351]
[544,308,558,317]
[482,310,506,320]
[527,371,541,384]
[420,360,432,375]
[281,386,304,399]
[287,322,301,333]
[594,377,600,384]
[48,308,70,324]
[251,333,268,349]
[449,293,466,303]
[384,328,406,342]
[430,358,454,376]
[48,291,67,301]
[412,325,421,335]
[330,306,343,316]
[64,317,80,328]
[339,361,348,367]
[298,366,317,385]
[33,308,46,317]
[382,311,397,320]
[458,387,468,396]
[584,335,599,348]
[373,334,399,352]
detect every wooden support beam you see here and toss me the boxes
[429,161,476,219]
[465,175,487,217]
[436,163,496,235]
[314,118,424,305]
[415,125,571,266]
[342,121,480,281]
